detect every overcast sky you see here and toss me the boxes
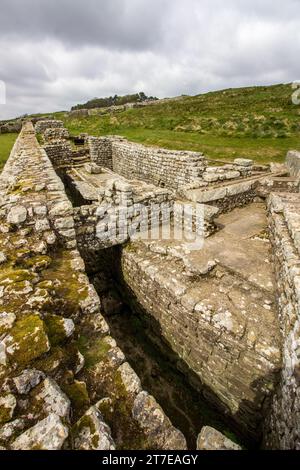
[0,0,299,119]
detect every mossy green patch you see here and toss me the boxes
[44,315,69,346]
[97,368,148,450]
[0,401,14,425]
[71,413,99,448]
[5,280,32,295]
[41,248,88,317]
[37,280,54,290]
[77,335,111,368]
[0,268,36,285]
[63,380,90,411]
[22,255,52,272]
[15,248,32,260]
[6,314,50,366]
[36,133,43,145]
[10,178,34,195]
[33,346,64,373]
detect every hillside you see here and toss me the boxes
[71,92,157,111]
[61,83,300,163]
[0,84,299,167]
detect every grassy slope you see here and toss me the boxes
[62,83,300,163]
[0,133,18,169]
[0,84,299,167]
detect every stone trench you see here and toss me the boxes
[73,202,279,450]
[76,245,248,450]
[1,120,300,450]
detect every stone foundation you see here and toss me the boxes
[119,235,281,442]
[1,119,299,449]
[112,140,206,189]
[264,193,300,449]
[0,123,186,450]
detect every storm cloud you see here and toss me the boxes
[0,0,299,119]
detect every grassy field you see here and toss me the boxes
[0,133,18,169]
[0,83,299,167]
[61,83,300,163]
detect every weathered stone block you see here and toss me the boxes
[197,426,241,450]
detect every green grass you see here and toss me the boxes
[60,83,300,163]
[0,133,18,169]
[2,83,299,166]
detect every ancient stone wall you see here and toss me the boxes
[35,120,64,134]
[43,141,74,168]
[112,140,206,190]
[0,120,22,134]
[73,177,173,250]
[264,193,300,449]
[87,136,114,170]
[34,121,266,197]
[2,120,299,449]
[119,240,281,442]
[286,151,300,178]
[180,179,258,213]
[111,142,262,192]
[37,122,89,169]
[0,123,186,450]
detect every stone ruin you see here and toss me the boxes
[0,119,299,450]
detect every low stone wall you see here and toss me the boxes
[286,150,300,178]
[33,122,266,196]
[35,120,64,134]
[87,136,114,170]
[44,143,89,169]
[120,240,281,442]
[0,120,22,134]
[73,179,173,250]
[264,193,300,449]
[40,122,89,169]
[112,140,206,190]
[43,141,74,168]
[181,179,258,214]
[0,123,186,450]
[43,127,70,142]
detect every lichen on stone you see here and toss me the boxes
[62,380,90,411]
[44,315,75,346]
[4,314,50,367]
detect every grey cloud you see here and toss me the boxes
[0,0,299,119]
[0,0,169,51]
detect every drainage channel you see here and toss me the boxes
[56,168,250,450]
[80,246,248,450]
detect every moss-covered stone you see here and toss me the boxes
[77,335,111,368]
[5,314,50,366]
[41,249,89,317]
[44,315,74,346]
[71,406,115,450]
[15,248,32,260]
[0,312,16,336]
[100,368,148,450]
[33,346,64,374]
[63,380,90,411]
[22,256,52,272]
[72,414,98,447]
[5,280,33,295]
[0,394,16,425]
[10,179,34,195]
[37,280,54,290]
[0,268,36,286]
